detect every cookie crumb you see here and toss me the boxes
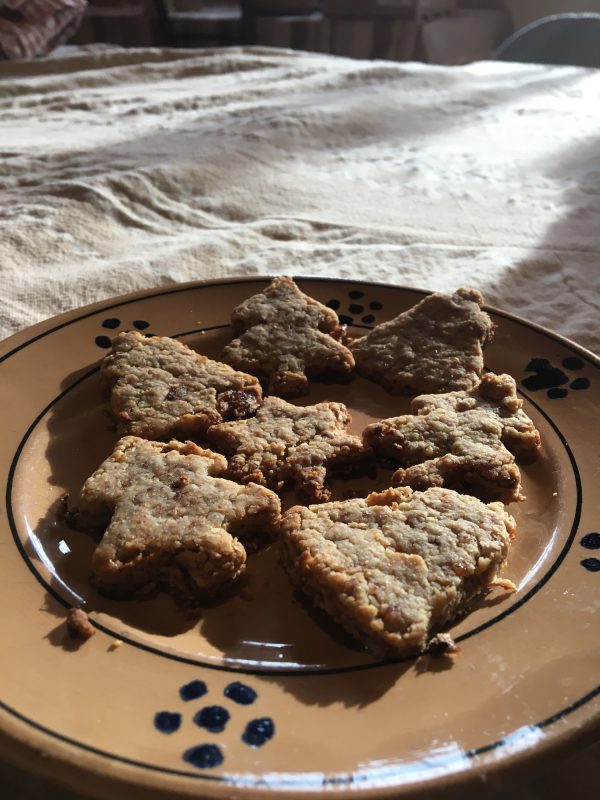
[66,608,95,640]
[108,639,123,651]
[427,633,460,657]
[61,494,80,528]
[491,577,517,592]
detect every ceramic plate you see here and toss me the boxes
[0,277,598,800]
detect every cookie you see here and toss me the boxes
[102,331,262,440]
[280,486,515,656]
[206,396,370,502]
[412,372,541,463]
[363,408,524,503]
[221,276,354,397]
[350,288,494,395]
[230,275,340,334]
[75,437,281,600]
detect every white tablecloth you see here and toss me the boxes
[0,45,599,353]
[0,44,598,798]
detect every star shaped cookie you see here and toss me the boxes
[412,372,541,463]
[363,407,524,503]
[206,396,370,502]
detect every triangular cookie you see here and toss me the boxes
[280,487,514,656]
[350,288,494,395]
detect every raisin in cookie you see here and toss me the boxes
[74,437,280,600]
[102,331,262,440]
[207,396,370,502]
[350,288,494,395]
[412,372,541,463]
[280,487,515,656]
[221,276,354,398]
[364,408,524,503]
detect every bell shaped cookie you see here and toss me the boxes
[75,437,280,600]
[350,288,494,395]
[102,331,262,440]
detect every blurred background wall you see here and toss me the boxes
[69,1,600,64]
[467,0,600,28]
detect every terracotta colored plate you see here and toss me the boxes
[0,277,598,800]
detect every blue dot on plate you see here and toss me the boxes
[570,377,590,390]
[547,387,568,399]
[326,299,340,310]
[95,335,112,349]
[523,360,568,392]
[133,320,150,330]
[242,718,275,748]
[581,557,600,572]
[580,532,600,549]
[348,290,364,300]
[562,357,584,370]
[101,318,120,329]
[339,314,353,326]
[154,711,181,734]
[526,357,550,371]
[362,314,375,324]
[180,679,208,701]
[193,706,230,733]
[223,681,257,705]
[369,301,383,310]
[348,303,364,315]
[183,744,224,769]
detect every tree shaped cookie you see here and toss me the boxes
[206,396,370,502]
[221,276,354,398]
[75,437,281,600]
[280,487,515,656]
[412,372,541,463]
[363,408,524,504]
[102,331,262,440]
[350,288,494,395]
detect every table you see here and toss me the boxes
[0,44,598,798]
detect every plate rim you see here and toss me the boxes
[0,275,598,799]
